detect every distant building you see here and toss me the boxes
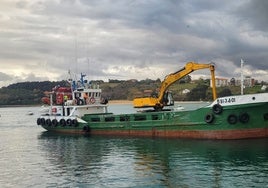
[143,90,153,97]
[210,77,228,87]
[235,76,255,87]
[261,85,267,91]
[182,89,190,94]
[128,79,138,83]
[208,76,257,88]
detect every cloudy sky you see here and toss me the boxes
[0,0,268,87]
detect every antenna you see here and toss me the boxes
[241,59,244,95]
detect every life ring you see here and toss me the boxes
[52,107,57,113]
[204,113,214,124]
[89,97,95,104]
[52,119,58,127]
[72,119,78,127]
[59,119,66,127]
[212,104,223,114]
[227,114,237,124]
[45,119,52,126]
[239,113,250,123]
[66,119,72,126]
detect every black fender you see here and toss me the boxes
[72,119,78,127]
[37,118,41,125]
[204,113,214,124]
[227,114,238,124]
[212,104,223,114]
[52,119,58,127]
[83,125,90,132]
[45,119,52,126]
[66,119,72,126]
[59,119,66,127]
[239,113,250,123]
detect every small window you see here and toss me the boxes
[105,117,115,122]
[120,116,129,121]
[91,117,100,122]
[152,114,159,120]
[134,115,146,121]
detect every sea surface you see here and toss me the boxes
[0,103,267,188]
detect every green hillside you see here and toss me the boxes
[0,79,267,105]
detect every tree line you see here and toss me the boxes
[0,78,267,105]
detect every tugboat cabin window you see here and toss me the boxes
[75,93,81,98]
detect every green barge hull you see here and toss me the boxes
[38,93,268,139]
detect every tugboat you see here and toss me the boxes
[37,73,109,133]
[37,62,268,139]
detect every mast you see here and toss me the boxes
[241,59,244,95]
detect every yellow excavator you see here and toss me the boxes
[133,62,217,110]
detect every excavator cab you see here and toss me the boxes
[162,91,174,106]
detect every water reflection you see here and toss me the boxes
[38,133,268,187]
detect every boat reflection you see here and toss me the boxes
[38,132,268,187]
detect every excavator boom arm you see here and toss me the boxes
[133,61,217,109]
[158,62,216,102]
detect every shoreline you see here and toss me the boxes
[109,100,133,104]
[108,100,210,105]
[0,100,211,107]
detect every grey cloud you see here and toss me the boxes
[0,0,267,87]
[0,72,12,81]
[236,0,268,32]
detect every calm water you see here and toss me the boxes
[0,104,267,187]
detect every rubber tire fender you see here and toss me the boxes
[72,119,78,127]
[83,125,90,132]
[239,113,250,123]
[66,119,72,126]
[45,119,52,126]
[212,104,223,114]
[263,113,268,120]
[205,113,214,124]
[227,114,238,124]
[37,118,41,125]
[40,118,46,126]
[52,119,58,127]
[59,119,66,127]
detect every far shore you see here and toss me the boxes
[108,100,210,104]
[0,100,210,107]
[108,100,133,104]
